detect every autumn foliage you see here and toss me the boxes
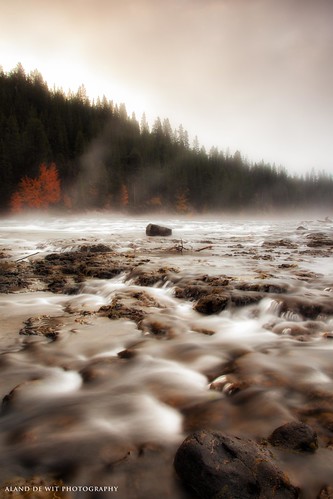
[120,184,129,207]
[10,163,61,212]
[175,190,190,213]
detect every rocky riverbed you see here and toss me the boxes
[0,215,333,498]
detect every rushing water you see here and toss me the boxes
[0,214,333,498]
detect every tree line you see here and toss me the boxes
[1,63,333,214]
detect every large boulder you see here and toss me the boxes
[146,223,172,236]
[174,430,299,499]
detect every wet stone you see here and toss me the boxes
[192,327,215,336]
[128,267,178,287]
[270,321,319,340]
[98,300,145,324]
[130,271,166,287]
[80,358,120,383]
[140,318,177,339]
[2,387,17,413]
[263,239,297,249]
[200,275,231,286]
[194,294,230,315]
[175,285,207,301]
[268,421,318,453]
[279,296,333,320]
[33,249,130,289]
[181,399,228,433]
[146,223,172,236]
[175,285,226,301]
[210,376,250,396]
[0,262,29,292]
[306,233,333,247]
[230,291,264,307]
[117,349,137,359]
[79,243,112,253]
[174,430,299,499]
[19,316,61,340]
[318,485,333,499]
[47,278,69,294]
[235,281,289,294]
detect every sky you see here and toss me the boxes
[1,0,333,175]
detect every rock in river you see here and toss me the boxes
[268,421,318,453]
[146,223,172,236]
[174,430,299,499]
[194,294,230,315]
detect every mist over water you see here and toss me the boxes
[0,214,333,497]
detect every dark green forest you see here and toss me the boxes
[1,64,332,214]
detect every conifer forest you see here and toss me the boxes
[1,64,332,214]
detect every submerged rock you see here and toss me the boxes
[175,285,227,301]
[279,296,333,320]
[174,430,299,499]
[268,421,318,453]
[128,267,177,287]
[194,294,230,315]
[19,316,61,340]
[98,300,145,324]
[146,223,172,236]
[79,243,112,253]
[0,261,29,292]
[306,233,333,247]
[318,485,333,498]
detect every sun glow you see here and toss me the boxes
[2,53,149,119]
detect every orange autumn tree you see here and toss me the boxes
[175,189,190,214]
[120,184,129,207]
[10,163,61,212]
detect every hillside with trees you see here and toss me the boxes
[1,64,332,214]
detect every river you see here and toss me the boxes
[0,214,333,498]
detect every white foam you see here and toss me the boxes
[15,368,82,399]
[91,393,182,442]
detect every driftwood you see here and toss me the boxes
[174,240,185,253]
[195,245,213,252]
[15,251,40,262]
[168,241,213,254]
